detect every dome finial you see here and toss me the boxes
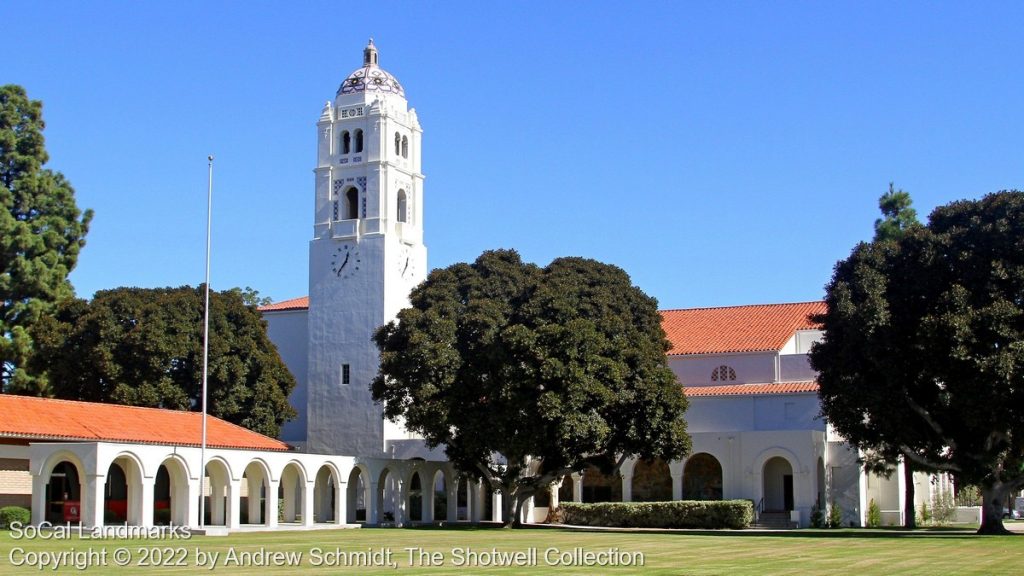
[363,38,378,67]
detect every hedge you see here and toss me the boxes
[0,506,31,529]
[553,500,753,529]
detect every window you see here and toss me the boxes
[711,365,736,382]
[341,364,350,385]
[401,135,408,159]
[354,129,363,153]
[345,187,359,220]
[397,189,408,223]
[341,131,351,154]
[395,132,401,156]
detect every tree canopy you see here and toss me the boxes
[811,190,1024,534]
[31,286,296,437]
[1,85,92,393]
[373,250,691,525]
[874,182,919,242]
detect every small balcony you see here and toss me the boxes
[332,219,358,239]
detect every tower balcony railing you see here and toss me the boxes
[332,218,358,238]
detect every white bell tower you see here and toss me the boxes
[307,40,427,456]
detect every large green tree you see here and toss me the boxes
[1,85,92,393]
[812,191,1024,534]
[31,286,296,437]
[867,183,923,529]
[373,250,691,526]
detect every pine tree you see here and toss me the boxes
[0,85,92,393]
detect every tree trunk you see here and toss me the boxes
[500,486,517,528]
[903,461,916,529]
[978,483,1012,535]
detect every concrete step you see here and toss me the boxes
[753,512,796,529]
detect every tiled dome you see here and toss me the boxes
[337,39,405,97]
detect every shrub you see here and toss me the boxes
[810,503,825,528]
[931,490,956,525]
[827,500,843,528]
[554,500,752,529]
[918,501,931,524]
[867,499,881,528]
[0,506,30,529]
[104,509,121,524]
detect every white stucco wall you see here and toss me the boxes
[670,352,778,386]
[685,393,824,433]
[264,309,309,447]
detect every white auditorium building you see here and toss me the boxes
[0,41,949,531]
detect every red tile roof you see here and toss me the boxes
[661,301,825,356]
[257,297,825,357]
[685,381,819,397]
[0,395,289,451]
[259,296,309,312]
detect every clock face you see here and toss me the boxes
[397,245,415,280]
[331,244,361,279]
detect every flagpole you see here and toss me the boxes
[199,155,213,529]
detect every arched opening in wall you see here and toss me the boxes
[346,467,368,523]
[631,458,673,502]
[203,459,230,526]
[533,483,551,508]
[455,476,469,521]
[313,465,338,523]
[401,135,408,158]
[482,482,494,522]
[354,129,364,153]
[156,458,189,526]
[763,456,794,512]
[104,461,129,520]
[345,187,359,220]
[46,461,82,523]
[377,468,400,524]
[104,463,128,524]
[241,461,270,526]
[408,471,423,522]
[683,453,723,501]
[341,131,351,154]
[397,189,408,223]
[394,132,401,156]
[432,470,447,522]
[558,475,573,504]
[105,456,143,525]
[153,465,171,525]
[279,462,306,524]
[816,457,826,509]
[581,464,622,503]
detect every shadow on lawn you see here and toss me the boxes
[534,526,1002,539]
[396,523,1010,540]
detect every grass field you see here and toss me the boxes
[2,524,1022,575]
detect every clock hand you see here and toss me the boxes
[337,252,350,276]
[402,258,409,275]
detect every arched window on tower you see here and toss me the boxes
[345,187,359,220]
[397,189,408,223]
[354,129,363,153]
[401,135,408,159]
[395,132,401,156]
[341,131,351,155]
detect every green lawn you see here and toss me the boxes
[2,525,1022,575]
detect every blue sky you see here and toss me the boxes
[6,1,1023,310]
